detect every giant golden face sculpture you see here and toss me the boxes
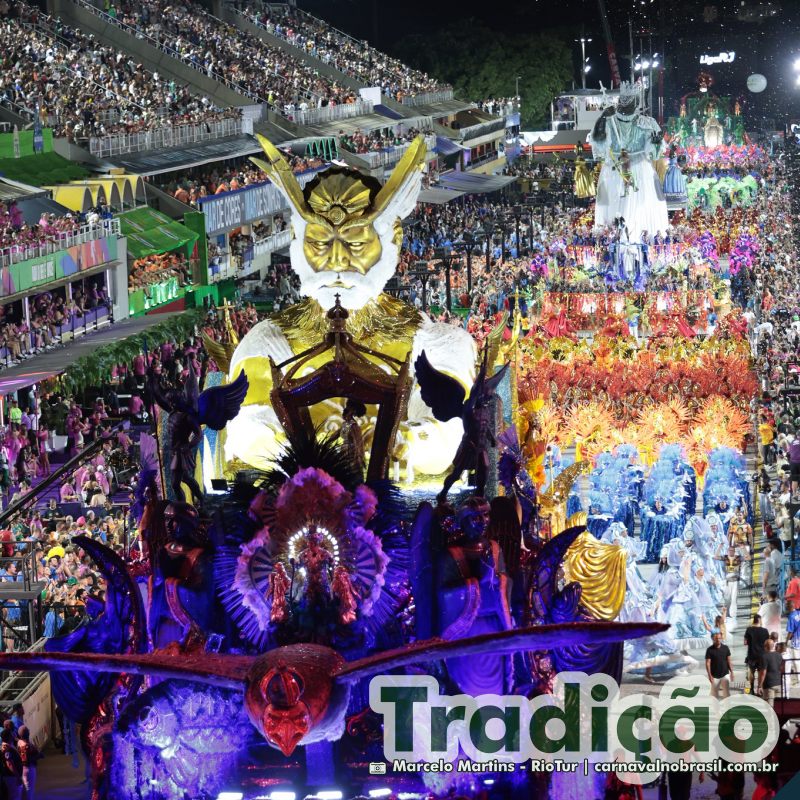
[252,135,426,310]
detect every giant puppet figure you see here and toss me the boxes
[588,81,669,238]
[225,136,476,476]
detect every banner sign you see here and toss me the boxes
[33,108,44,153]
[0,235,118,298]
[0,128,53,158]
[22,675,52,751]
[197,169,323,235]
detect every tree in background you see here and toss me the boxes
[395,20,573,129]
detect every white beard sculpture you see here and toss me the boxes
[224,136,477,477]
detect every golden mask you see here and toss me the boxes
[251,135,426,276]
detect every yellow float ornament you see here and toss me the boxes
[564,531,627,621]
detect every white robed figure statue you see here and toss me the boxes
[588,82,669,238]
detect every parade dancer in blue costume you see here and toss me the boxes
[586,490,614,538]
[663,150,689,205]
[659,444,697,518]
[708,490,738,533]
[704,447,752,525]
[640,478,686,562]
[616,444,644,534]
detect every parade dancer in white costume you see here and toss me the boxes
[684,516,733,630]
[588,82,669,238]
[662,542,717,651]
[626,538,696,677]
[601,522,650,619]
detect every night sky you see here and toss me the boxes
[298,0,596,48]
[296,0,800,125]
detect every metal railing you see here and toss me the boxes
[213,228,292,282]
[0,639,47,707]
[456,118,506,142]
[0,219,120,269]
[0,96,36,126]
[475,101,520,118]
[402,89,455,107]
[293,100,374,126]
[350,133,437,168]
[70,0,264,102]
[253,228,291,256]
[87,117,244,157]
[0,544,41,595]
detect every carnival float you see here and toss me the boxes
[0,118,768,799]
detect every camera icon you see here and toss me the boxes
[369,762,387,775]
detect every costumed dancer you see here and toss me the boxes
[640,469,686,562]
[586,490,614,539]
[340,399,367,477]
[626,539,695,678]
[573,144,596,199]
[684,516,734,632]
[710,491,737,532]
[704,511,729,578]
[660,444,697,518]
[615,444,644,534]
[728,508,754,559]
[660,539,714,651]
[663,148,688,205]
[703,447,752,526]
[601,522,649,617]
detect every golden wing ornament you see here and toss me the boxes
[484,310,510,369]
[202,333,236,376]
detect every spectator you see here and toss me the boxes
[786,566,800,610]
[758,590,782,638]
[705,630,734,698]
[744,614,769,693]
[0,3,240,143]
[758,639,783,706]
[761,541,782,599]
[16,726,39,800]
[0,727,23,800]
[8,706,23,734]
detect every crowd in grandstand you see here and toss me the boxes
[0,281,109,367]
[338,126,431,155]
[475,97,519,117]
[0,201,88,265]
[110,0,359,114]
[128,252,193,293]
[163,150,325,206]
[0,304,264,642]
[0,1,236,142]
[503,156,574,183]
[244,4,449,101]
